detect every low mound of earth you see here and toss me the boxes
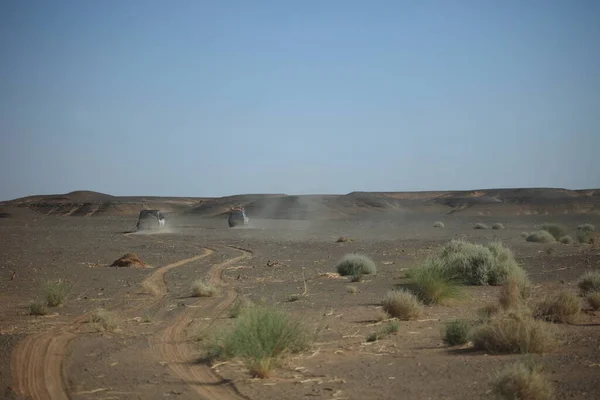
[2,188,599,219]
[109,252,148,268]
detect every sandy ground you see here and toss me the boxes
[1,213,600,400]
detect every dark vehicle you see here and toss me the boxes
[228,206,249,228]
[136,209,165,231]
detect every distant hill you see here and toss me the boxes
[1,188,598,218]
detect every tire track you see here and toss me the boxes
[150,245,253,400]
[11,248,213,400]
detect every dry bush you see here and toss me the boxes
[491,360,554,400]
[441,319,471,346]
[433,221,445,228]
[499,269,532,310]
[407,258,463,304]
[540,223,567,241]
[492,223,505,230]
[336,236,351,243]
[559,235,574,244]
[382,289,422,320]
[577,223,595,233]
[228,296,254,318]
[474,223,488,229]
[346,285,358,294]
[191,279,219,297]
[526,231,556,243]
[335,253,377,276]
[586,292,600,310]
[366,321,400,342]
[28,301,48,316]
[486,241,523,285]
[577,271,600,295]
[534,290,581,324]
[90,308,118,332]
[472,310,555,354]
[44,279,70,307]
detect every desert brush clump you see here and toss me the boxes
[499,269,532,310]
[228,296,254,318]
[491,360,554,400]
[492,223,505,230]
[44,279,70,307]
[474,223,488,229]
[346,285,358,294]
[381,289,423,320]
[586,292,600,310]
[335,253,377,276]
[577,271,600,295]
[577,223,595,233]
[204,305,311,378]
[366,321,400,342]
[28,300,48,316]
[191,279,219,297]
[534,290,581,324]
[433,221,445,228]
[89,308,118,332]
[526,230,556,243]
[441,319,471,346]
[540,223,567,241]
[406,258,463,304]
[471,309,555,354]
[559,235,574,244]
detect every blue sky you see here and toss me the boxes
[1,0,599,200]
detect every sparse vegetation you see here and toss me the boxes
[346,285,358,294]
[575,223,596,244]
[520,232,529,238]
[228,296,254,318]
[335,253,377,276]
[336,236,351,243]
[559,235,574,244]
[534,290,581,324]
[441,319,471,346]
[577,223,595,233]
[44,279,69,307]
[350,274,363,283]
[586,292,600,310]
[492,223,505,230]
[474,223,488,229]
[191,279,219,297]
[491,360,554,400]
[433,221,445,228]
[28,300,48,316]
[472,310,555,354]
[540,223,567,241]
[526,231,556,243]
[381,289,422,320]
[366,321,400,342]
[204,305,311,378]
[90,308,118,332]
[407,258,463,304]
[499,269,532,310]
[577,271,600,295]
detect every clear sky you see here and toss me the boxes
[1,0,599,200]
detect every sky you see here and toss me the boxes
[1,0,599,200]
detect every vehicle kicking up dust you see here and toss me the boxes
[228,205,249,228]
[136,209,166,231]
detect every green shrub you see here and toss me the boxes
[486,241,523,286]
[491,361,554,400]
[526,231,556,243]
[439,240,495,285]
[44,279,70,307]
[28,301,48,316]
[441,319,471,346]
[534,290,581,324]
[540,223,567,240]
[492,223,505,230]
[228,296,254,318]
[191,279,219,297]
[382,289,422,320]
[559,235,574,244]
[433,221,445,228]
[472,310,555,354]
[577,271,600,295]
[474,223,488,229]
[206,306,311,378]
[407,258,463,304]
[577,223,595,233]
[586,292,600,310]
[335,254,377,276]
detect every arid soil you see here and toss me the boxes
[1,205,600,400]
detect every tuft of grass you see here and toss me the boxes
[577,223,595,233]
[346,285,358,294]
[577,271,600,295]
[335,253,377,276]
[228,296,254,318]
[205,305,311,378]
[477,303,501,323]
[586,292,600,310]
[492,223,505,230]
[366,321,400,342]
[366,332,378,342]
[474,223,488,229]
[439,240,495,285]
[499,269,532,310]
[381,289,423,320]
[486,241,524,286]
[441,319,471,346]
[540,223,567,241]
[559,235,574,244]
[491,360,554,400]
[407,258,463,304]
[191,279,219,297]
[472,310,556,354]
[28,300,48,316]
[534,290,581,324]
[433,221,445,228]
[526,231,556,243]
[520,232,530,238]
[44,279,70,307]
[90,308,118,332]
